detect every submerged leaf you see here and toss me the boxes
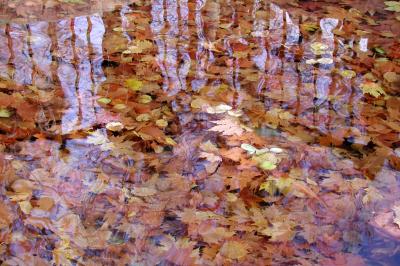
[220,241,248,259]
[209,117,244,136]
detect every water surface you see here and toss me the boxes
[0,0,399,265]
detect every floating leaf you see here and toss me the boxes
[259,161,277,170]
[155,119,168,127]
[138,95,152,104]
[165,137,177,146]
[301,23,319,32]
[87,129,114,151]
[384,72,400,83]
[97,97,112,104]
[191,98,209,109]
[373,47,385,54]
[0,108,11,118]
[209,117,244,136]
[106,122,124,132]
[360,82,386,98]
[126,78,143,91]
[269,147,284,153]
[227,109,243,117]
[310,42,329,55]
[113,103,127,110]
[18,201,32,214]
[241,143,257,154]
[340,70,356,78]
[206,104,232,114]
[385,1,400,12]
[136,113,151,122]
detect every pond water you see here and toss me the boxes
[0,0,399,265]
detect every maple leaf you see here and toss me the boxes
[360,82,386,98]
[209,117,244,136]
[87,129,114,151]
[261,222,295,242]
[199,152,222,163]
[219,241,248,259]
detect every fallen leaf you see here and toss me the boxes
[220,241,248,259]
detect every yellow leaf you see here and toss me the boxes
[97,97,112,104]
[340,70,356,79]
[0,108,11,118]
[360,82,386,98]
[138,95,152,104]
[156,119,168,127]
[165,137,177,146]
[310,42,329,55]
[136,114,151,122]
[113,103,127,110]
[18,201,32,214]
[190,98,209,109]
[126,78,143,91]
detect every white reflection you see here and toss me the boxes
[9,23,32,85]
[29,21,52,89]
[151,0,191,96]
[0,25,10,80]
[282,12,299,104]
[57,18,79,134]
[57,14,106,134]
[359,37,368,52]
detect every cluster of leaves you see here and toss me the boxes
[0,0,399,265]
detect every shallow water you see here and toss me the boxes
[0,0,399,265]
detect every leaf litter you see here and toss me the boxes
[0,0,399,265]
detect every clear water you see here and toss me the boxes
[0,0,399,265]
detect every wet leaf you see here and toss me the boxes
[126,78,143,91]
[132,187,157,197]
[18,200,32,214]
[0,108,11,118]
[155,119,168,127]
[340,70,356,78]
[385,1,400,12]
[220,241,248,259]
[383,72,400,83]
[310,42,329,55]
[106,122,124,132]
[360,82,386,98]
[97,97,112,104]
[209,117,244,136]
[259,161,277,170]
[240,143,257,154]
[138,95,152,104]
